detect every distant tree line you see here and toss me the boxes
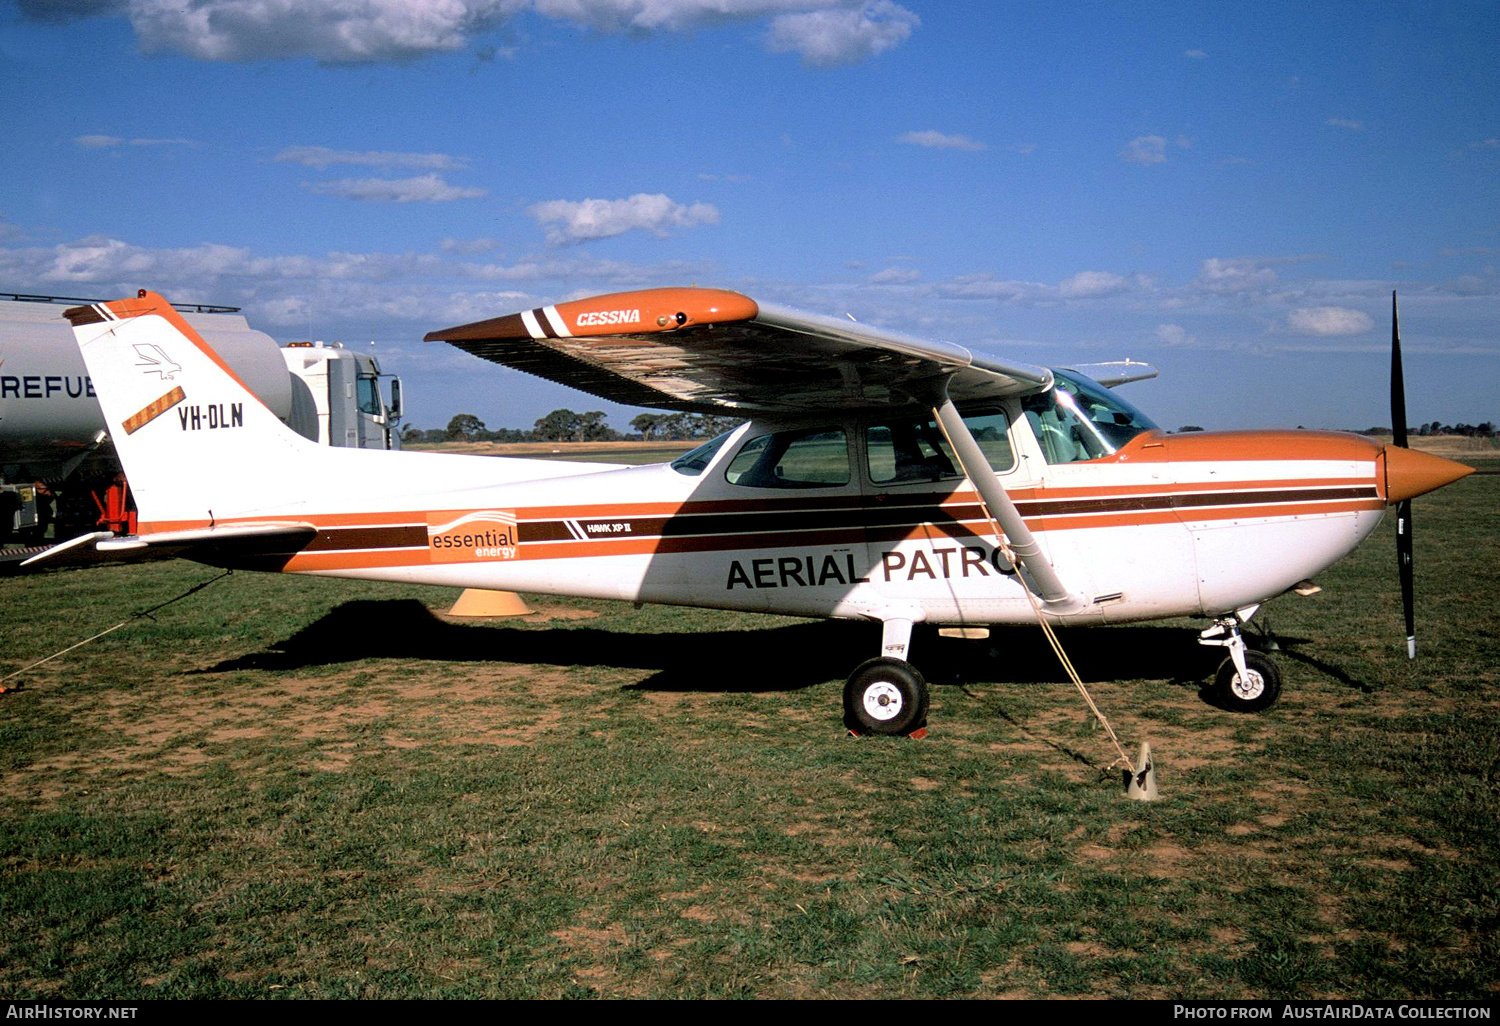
[410,411,1493,447]
[401,408,742,445]
[1356,422,1495,438]
[1174,423,1495,437]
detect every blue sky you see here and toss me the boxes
[1,0,1495,434]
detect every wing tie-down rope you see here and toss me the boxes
[930,414,1136,775]
[0,569,234,691]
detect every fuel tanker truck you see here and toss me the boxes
[1,292,402,566]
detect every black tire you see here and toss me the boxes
[1214,651,1283,712]
[844,657,929,736]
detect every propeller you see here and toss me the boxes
[1390,291,1415,659]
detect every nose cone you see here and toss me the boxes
[1380,445,1475,503]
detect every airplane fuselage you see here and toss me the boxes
[144,409,1391,629]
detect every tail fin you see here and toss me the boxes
[67,291,319,528]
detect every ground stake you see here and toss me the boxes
[1125,741,1159,801]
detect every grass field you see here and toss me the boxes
[0,458,1495,999]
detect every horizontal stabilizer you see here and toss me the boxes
[95,522,317,551]
[20,522,316,568]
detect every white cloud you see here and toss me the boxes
[530,0,809,33]
[1326,117,1364,131]
[1156,323,1192,345]
[303,174,488,203]
[1184,48,1207,60]
[1007,143,1037,155]
[898,130,985,152]
[527,193,719,245]
[0,233,711,327]
[870,266,920,284]
[276,146,469,170]
[46,0,917,66]
[1057,270,1128,298]
[1287,306,1374,336]
[1121,135,1167,165]
[1196,257,1279,293]
[766,0,918,67]
[127,0,520,63]
[76,134,198,149]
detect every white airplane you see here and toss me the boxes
[47,288,1472,735]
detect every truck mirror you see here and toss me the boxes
[387,377,403,419]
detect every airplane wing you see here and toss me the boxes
[1063,360,1158,389]
[425,288,1053,415]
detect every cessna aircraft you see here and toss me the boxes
[42,288,1472,735]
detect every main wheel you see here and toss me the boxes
[1215,651,1283,712]
[844,657,929,736]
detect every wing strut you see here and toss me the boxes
[932,399,1086,614]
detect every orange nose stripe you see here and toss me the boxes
[1381,445,1475,503]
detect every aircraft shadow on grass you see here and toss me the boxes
[182,598,1364,701]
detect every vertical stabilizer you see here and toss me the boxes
[66,291,320,528]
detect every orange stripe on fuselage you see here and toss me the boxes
[262,495,1382,572]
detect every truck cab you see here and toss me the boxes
[280,342,403,450]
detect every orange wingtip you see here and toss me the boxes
[426,287,758,343]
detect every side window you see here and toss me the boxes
[356,375,382,416]
[725,428,850,488]
[866,409,1014,483]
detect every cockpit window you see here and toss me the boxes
[670,429,735,476]
[725,427,850,488]
[866,408,1014,483]
[1022,370,1158,464]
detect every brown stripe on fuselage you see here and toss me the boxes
[141,475,1384,573]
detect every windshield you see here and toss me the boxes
[1022,370,1158,463]
[669,429,735,475]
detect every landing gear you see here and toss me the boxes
[1214,650,1282,713]
[844,615,930,736]
[1199,609,1284,712]
[843,657,929,736]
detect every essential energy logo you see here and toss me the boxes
[426,510,520,562]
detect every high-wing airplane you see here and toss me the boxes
[45,288,1472,735]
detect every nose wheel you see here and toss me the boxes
[1200,612,1284,712]
[1214,649,1282,712]
[844,657,929,736]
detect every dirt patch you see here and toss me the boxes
[521,607,600,623]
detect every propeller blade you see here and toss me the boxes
[1391,291,1408,448]
[1391,291,1416,659]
